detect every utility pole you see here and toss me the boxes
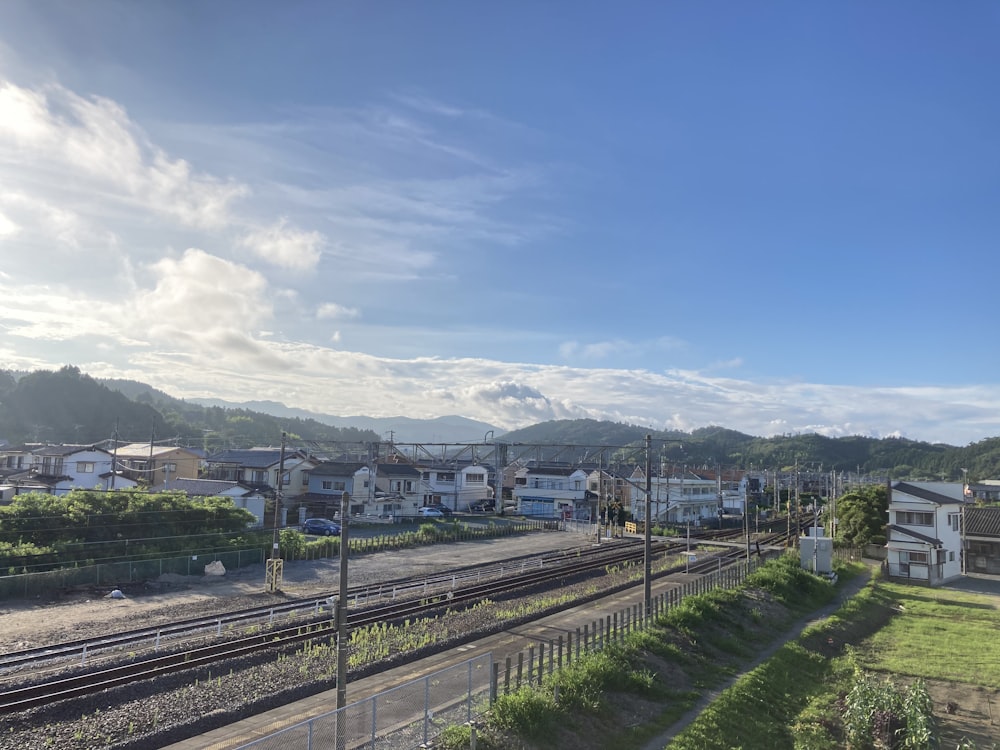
[110,419,119,490]
[336,488,350,709]
[643,434,652,615]
[266,432,287,593]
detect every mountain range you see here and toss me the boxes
[3,366,1000,480]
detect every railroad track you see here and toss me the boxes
[0,527,795,713]
[0,537,646,679]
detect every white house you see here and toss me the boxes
[634,470,720,525]
[886,481,966,585]
[0,444,137,499]
[513,466,590,519]
[419,464,491,511]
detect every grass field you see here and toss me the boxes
[858,582,1000,689]
[667,575,1000,749]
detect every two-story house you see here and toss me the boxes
[113,443,202,486]
[203,448,317,502]
[513,466,590,519]
[0,444,137,499]
[374,462,423,516]
[302,461,373,518]
[588,467,634,517]
[886,481,966,585]
[418,464,491,511]
[631,469,720,525]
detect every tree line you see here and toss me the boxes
[0,489,264,573]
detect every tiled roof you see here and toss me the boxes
[965,507,1000,538]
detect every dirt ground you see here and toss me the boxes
[928,680,1000,748]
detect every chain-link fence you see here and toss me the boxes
[0,547,267,599]
[236,652,493,750]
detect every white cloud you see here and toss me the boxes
[241,219,324,271]
[316,302,360,320]
[0,210,18,238]
[0,80,248,230]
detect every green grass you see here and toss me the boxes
[445,555,850,749]
[857,583,1000,688]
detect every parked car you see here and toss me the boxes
[418,507,444,517]
[302,518,341,536]
[423,503,453,516]
[469,500,495,512]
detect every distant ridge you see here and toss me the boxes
[188,398,502,444]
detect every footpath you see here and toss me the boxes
[640,563,876,750]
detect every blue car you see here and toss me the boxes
[303,518,341,536]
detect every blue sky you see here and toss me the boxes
[1,1,999,445]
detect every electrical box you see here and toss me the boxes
[800,535,834,574]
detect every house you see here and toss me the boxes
[0,444,137,500]
[418,464,491,511]
[633,469,720,525]
[301,461,373,518]
[963,506,1000,576]
[374,462,423,516]
[147,478,267,527]
[886,481,966,585]
[588,466,635,516]
[113,443,202,485]
[203,448,316,501]
[513,466,590,519]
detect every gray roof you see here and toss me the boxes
[377,463,421,477]
[34,444,109,457]
[888,524,942,546]
[206,449,298,468]
[147,478,257,496]
[965,507,1000,538]
[891,481,965,505]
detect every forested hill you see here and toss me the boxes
[0,367,379,448]
[5,368,1000,479]
[500,419,1000,480]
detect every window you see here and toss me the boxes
[333,481,346,491]
[896,511,933,526]
[76,462,95,473]
[948,513,960,532]
[901,551,928,564]
[302,472,309,486]
[251,470,267,484]
[322,481,333,490]
[438,472,455,483]
[949,551,956,562]
[466,473,485,484]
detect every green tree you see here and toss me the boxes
[830,485,887,546]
